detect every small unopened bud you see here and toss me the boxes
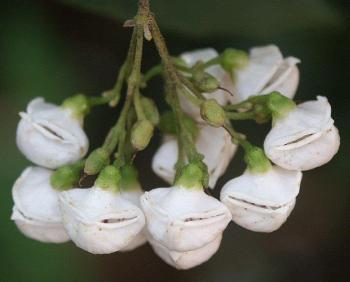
[51,162,83,190]
[84,148,110,175]
[220,48,248,72]
[131,120,154,151]
[193,72,219,93]
[141,97,160,126]
[95,165,121,192]
[201,99,226,127]
[62,94,90,119]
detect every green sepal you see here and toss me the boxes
[266,91,296,120]
[62,93,90,120]
[95,165,121,192]
[51,161,84,191]
[120,164,140,190]
[192,72,219,93]
[244,146,272,173]
[220,48,248,72]
[175,162,206,190]
[84,148,110,175]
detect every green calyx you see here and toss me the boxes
[220,48,248,72]
[192,72,219,93]
[95,165,121,192]
[175,162,207,190]
[84,148,110,175]
[244,146,272,173]
[201,99,226,127]
[62,94,90,120]
[141,97,160,126]
[159,111,199,140]
[267,91,296,120]
[51,161,84,191]
[131,119,154,151]
[120,164,140,190]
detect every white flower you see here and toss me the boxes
[229,45,300,103]
[179,48,233,122]
[220,166,302,232]
[148,234,222,270]
[11,166,69,243]
[120,185,147,251]
[16,97,89,169]
[140,186,231,252]
[152,125,237,188]
[264,96,340,170]
[59,186,145,254]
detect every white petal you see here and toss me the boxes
[141,186,231,252]
[179,48,231,122]
[59,187,145,254]
[11,166,69,243]
[264,96,339,170]
[16,97,89,169]
[220,166,301,232]
[149,234,222,269]
[152,126,237,188]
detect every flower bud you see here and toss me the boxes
[193,72,220,93]
[59,184,145,254]
[228,45,300,104]
[220,166,302,232]
[11,167,69,243]
[131,119,154,151]
[16,97,89,169]
[148,234,222,270]
[141,185,231,252]
[141,97,160,126]
[152,125,237,188]
[200,99,226,127]
[84,148,110,175]
[264,96,340,170]
[220,48,248,72]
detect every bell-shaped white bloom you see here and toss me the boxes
[220,166,302,232]
[16,97,89,169]
[141,186,231,252]
[120,185,147,251]
[264,96,340,170]
[229,45,300,103]
[11,166,69,243]
[59,186,145,254]
[152,125,237,188]
[179,48,233,122]
[148,234,222,270]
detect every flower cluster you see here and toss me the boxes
[10,0,340,270]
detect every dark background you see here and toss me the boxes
[0,1,349,281]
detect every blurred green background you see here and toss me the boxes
[1,1,349,281]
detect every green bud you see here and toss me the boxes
[131,119,154,151]
[267,91,296,120]
[175,162,205,190]
[253,104,271,124]
[193,72,219,93]
[220,48,248,72]
[51,162,83,190]
[201,99,226,127]
[120,164,139,190]
[171,57,188,68]
[244,146,272,173]
[141,97,160,126]
[62,94,90,120]
[95,165,121,192]
[84,148,110,175]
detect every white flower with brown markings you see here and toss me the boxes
[141,164,231,252]
[11,166,69,243]
[221,165,302,232]
[264,96,340,170]
[152,125,236,188]
[229,45,300,103]
[16,97,89,169]
[59,166,145,254]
